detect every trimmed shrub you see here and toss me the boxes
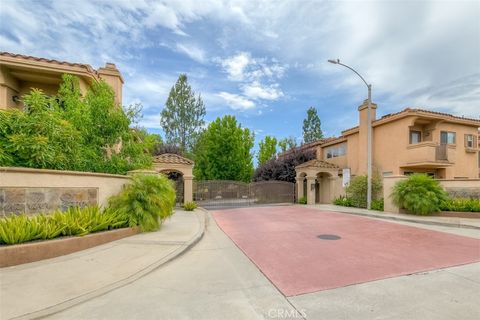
[108,174,176,231]
[0,206,128,245]
[371,198,384,211]
[440,198,480,212]
[298,196,307,204]
[346,174,383,208]
[253,148,316,183]
[183,201,198,211]
[333,196,354,207]
[391,174,448,215]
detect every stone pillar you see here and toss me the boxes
[306,176,316,205]
[383,175,407,213]
[295,177,304,201]
[183,176,193,204]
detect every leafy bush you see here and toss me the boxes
[108,175,176,231]
[298,197,307,204]
[346,174,383,208]
[391,174,448,215]
[333,196,354,207]
[0,206,128,245]
[183,201,198,211]
[253,148,316,183]
[371,198,384,211]
[440,198,480,212]
[0,74,155,174]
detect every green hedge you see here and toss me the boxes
[440,198,480,212]
[345,174,383,208]
[0,206,128,245]
[333,196,384,211]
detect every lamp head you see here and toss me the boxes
[328,59,340,64]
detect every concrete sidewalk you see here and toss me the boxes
[311,204,480,230]
[0,209,205,320]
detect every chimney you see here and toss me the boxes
[357,99,377,174]
[97,63,124,105]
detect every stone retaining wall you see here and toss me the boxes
[0,167,131,216]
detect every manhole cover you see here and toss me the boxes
[317,234,341,240]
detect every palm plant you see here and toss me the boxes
[108,174,176,231]
[391,174,448,215]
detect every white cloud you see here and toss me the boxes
[217,92,255,110]
[2,0,478,119]
[216,52,287,107]
[137,114,161,129]
[220,52,252,81]
[242,81,283,100]
[176,43,207,63]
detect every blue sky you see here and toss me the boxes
[1,0,479,153]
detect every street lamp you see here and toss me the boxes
[328,59,373,210]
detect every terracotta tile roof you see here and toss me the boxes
[153,153,194,165]
[277,137,341,158]
[295,159,339,169]
[0,51,99,77]
[380,108,480,123]
[342,107,480,134]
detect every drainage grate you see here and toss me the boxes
[317,234,341,240]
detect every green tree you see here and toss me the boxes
[194,115,254,182]
[0,74,155,174]
[278,136,297,152]
[257,135,277,165]
[302,107,323,143]
[160,74,206,152]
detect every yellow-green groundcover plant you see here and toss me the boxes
[0,175,177,245]
[0,206,127,245]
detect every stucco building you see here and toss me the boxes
[295,100,480,204]
[0,52,123,109]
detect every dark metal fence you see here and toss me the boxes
[193,180,295,209]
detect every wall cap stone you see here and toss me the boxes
[0,167,132,179]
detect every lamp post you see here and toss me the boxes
[328,59,373,210]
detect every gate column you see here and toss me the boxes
[306,176,316,205]
[295,177,304,201]
[183,176,193,204]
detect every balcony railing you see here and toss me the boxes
[405,142,453,166]
[435,144,448,161]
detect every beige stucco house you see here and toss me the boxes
[0,52,123,109]
[295,100,480,205]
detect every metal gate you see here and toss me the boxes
[193,180,295,209]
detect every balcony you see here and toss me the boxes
[403,142,454,168]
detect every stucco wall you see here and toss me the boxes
[0,167,130,215]
[383,176,480,213]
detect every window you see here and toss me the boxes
[325,143,347,159]
[440,131,456,145]
[409,131,421,144]
[465,134,476,148]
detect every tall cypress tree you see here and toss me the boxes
[302,107,323,143]
[160,74,206,152]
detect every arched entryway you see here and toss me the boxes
[152,154,194,205]
[160,169,185,205]
[295,159,340,205]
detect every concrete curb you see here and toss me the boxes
[14,210,206,320]
[309,205,480,230]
